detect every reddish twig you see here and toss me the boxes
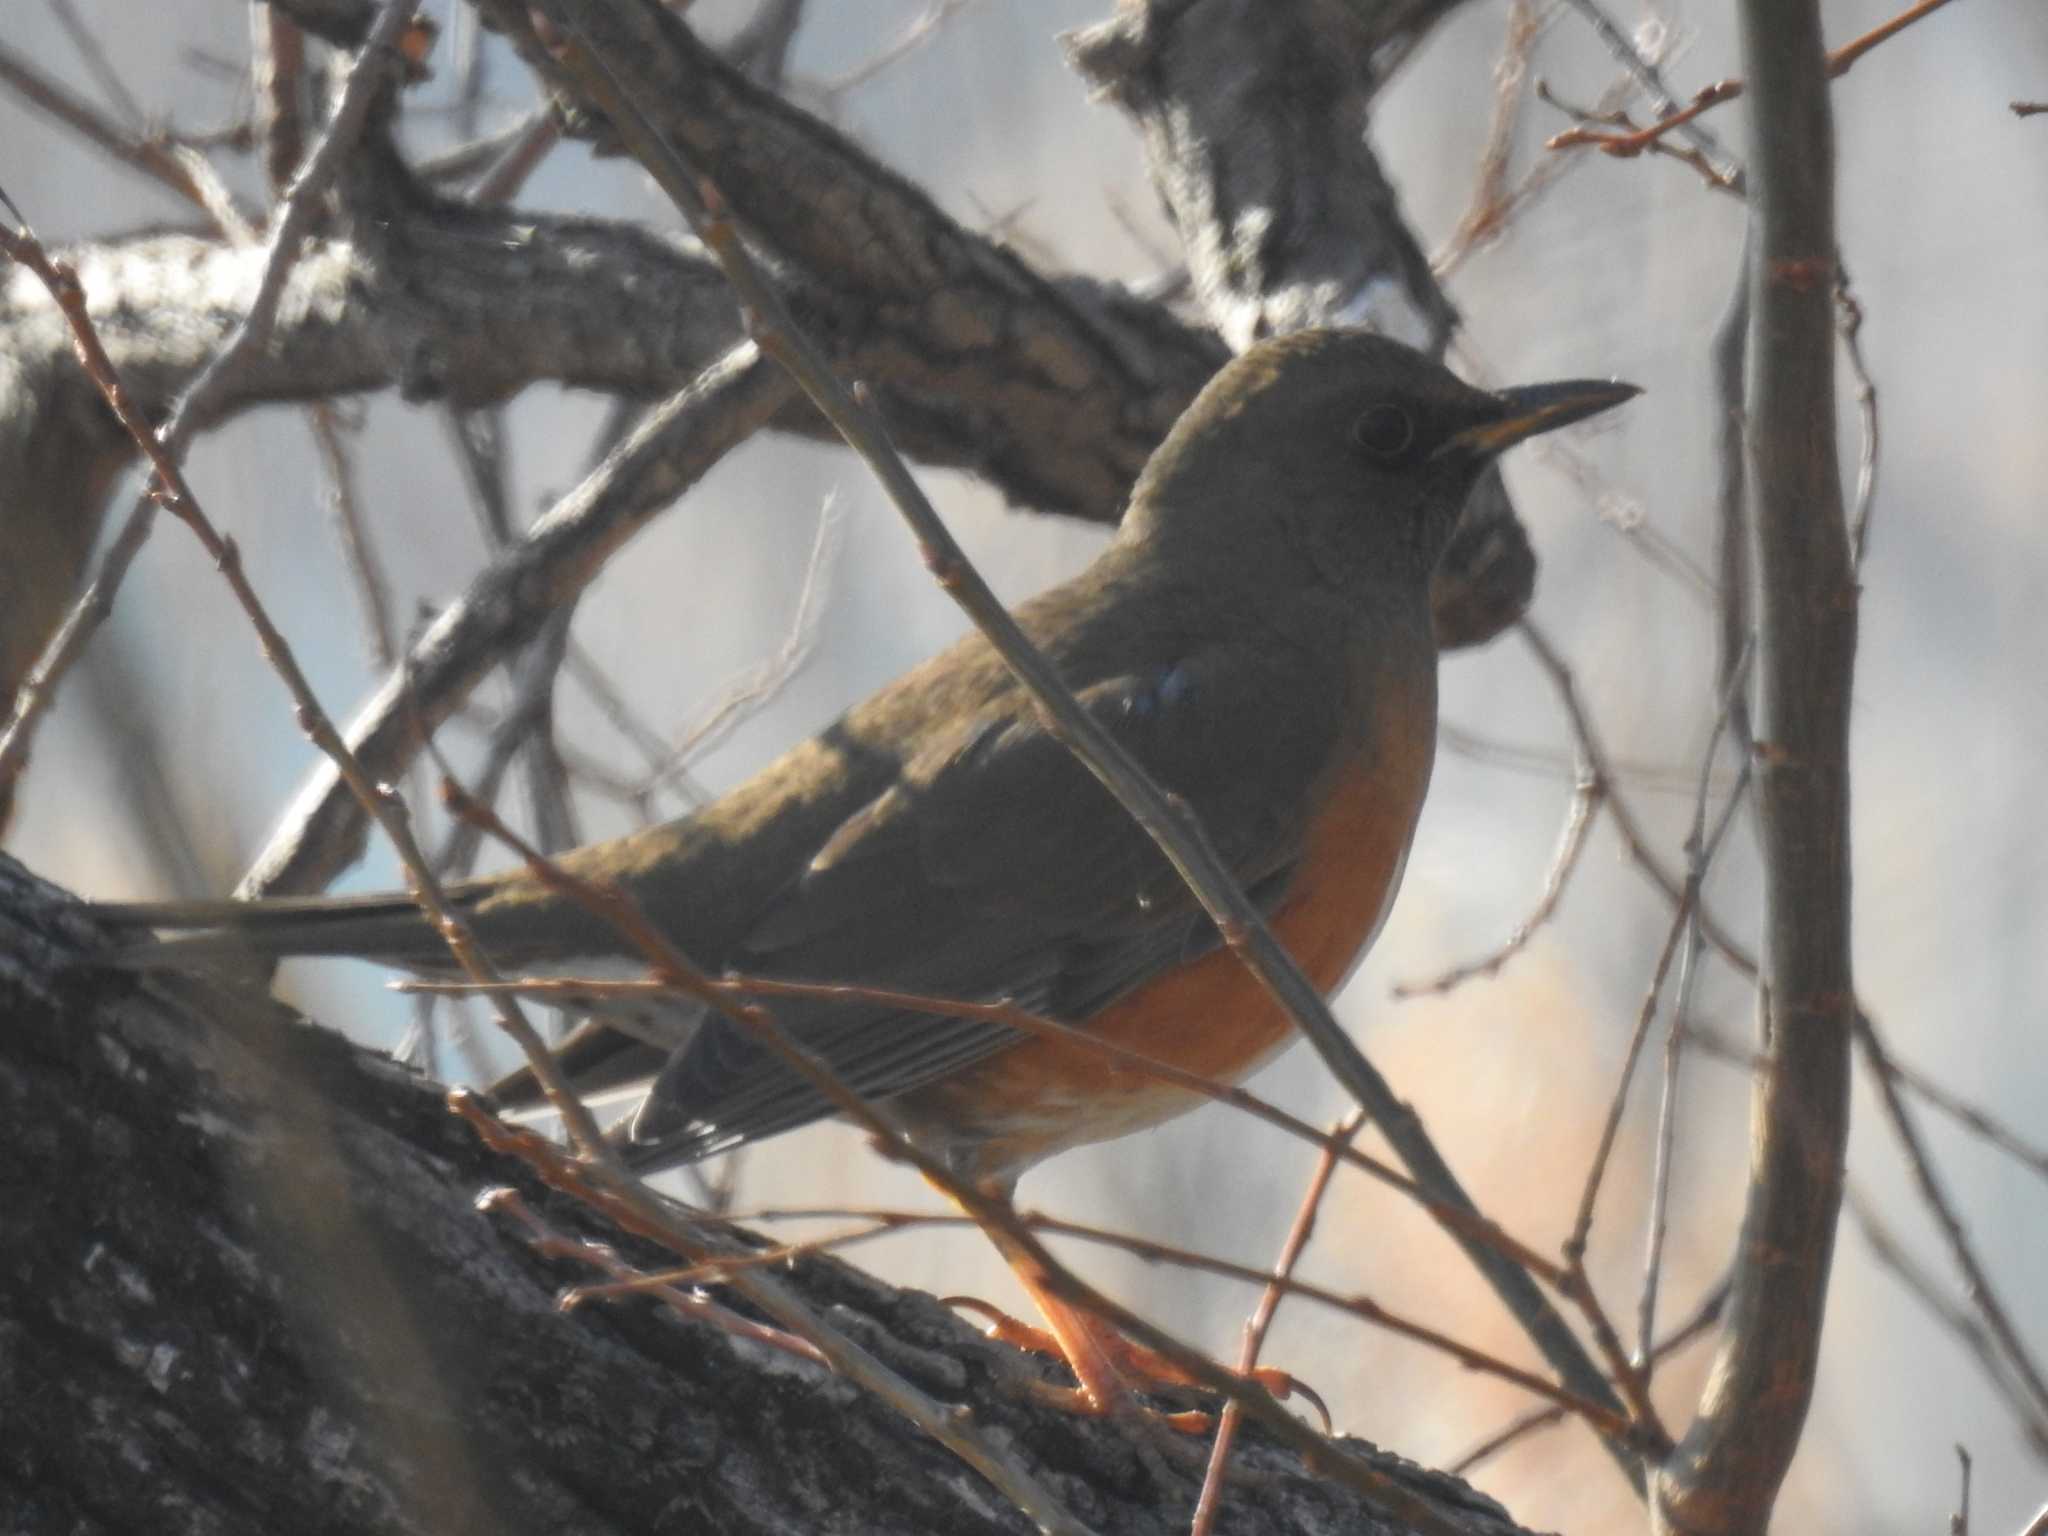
[478,1186,827,1366]
[1433,0,1548,274]
[1553,0,1743,185]
[1546,0,1961,159]
[1191,1109,1365,1536]
[1547,75,1741,157]
[1532,80,1743,195]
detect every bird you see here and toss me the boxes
[91,330,1636,1421]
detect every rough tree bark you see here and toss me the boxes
[0,855,1542,1536]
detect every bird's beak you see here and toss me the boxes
[1440,378,1641,458]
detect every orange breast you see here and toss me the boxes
[906,667,1436,1183]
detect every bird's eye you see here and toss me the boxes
[1352,403,1417,462]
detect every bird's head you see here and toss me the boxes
[1121,330,1637,591]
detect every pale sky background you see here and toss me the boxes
[5,1,2046,1531]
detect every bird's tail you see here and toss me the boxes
[90,890,693,1114]
[89,891,463,970]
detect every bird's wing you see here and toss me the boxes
[624,638,1347,1168]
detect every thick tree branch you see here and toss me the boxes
[1652,3,1857,1530]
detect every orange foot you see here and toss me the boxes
[944,1293,1331,1434]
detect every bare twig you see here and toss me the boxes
[1881,1058,2048,1184]
[1845,1192,2048,1462]
[1571,900,1685,1264]
[1546,0,1960,160]
[1439,721,1711,797]
[417,107,552,181]
[1855,1012,2048,1434]
[1431,0,1544,272]
[1531,79,1744,197]
[1523,427,1717,599]
[252,4,308,193]
[1518,620,1753,976]
[816,0,978,98]
[564,641,699,805]
[1826,0,1963,75]
[480,1186,826,1365]
[0,43,255,224]
[1637,965,1690,1373]
[1192,1109,1365,1536]
[641,494,841,796]
[468,111,563,204]
[46,0,146,127]
[1449,1274,1730,1477]
[1392,762,1602,998]
[1547,645,1752,1444]
[315,402,459,1072]
[1638,643,1756,1376]
[725,0,810,88]
[1553,0,1743,188]
[309,404,402,670]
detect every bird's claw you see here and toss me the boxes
[942,1294,1331,1433]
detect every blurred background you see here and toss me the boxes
[4,1,2044,1530]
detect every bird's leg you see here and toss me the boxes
[946,1292,1328,1433]
[947,1180,1326,1434]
